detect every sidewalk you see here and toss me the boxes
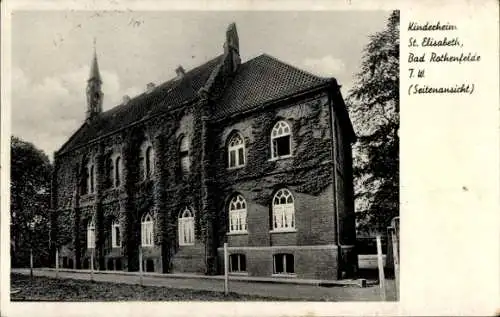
[39,267,370,287]
[12,268,396,301]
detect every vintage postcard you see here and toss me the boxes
[1,0,498,316]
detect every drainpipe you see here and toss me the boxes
[327,79,343,279]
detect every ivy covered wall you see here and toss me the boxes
[52,88,354,274]
[209,93,337,246]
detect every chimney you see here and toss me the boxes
[122,95,131,105]
[223,23,241,73]
[175,65,185,79]
[146,82,156,93]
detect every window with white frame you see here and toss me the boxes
[227,133,245,168]
[178,208,194,246]
[112,219,121,248]
[87,218,95,249]
[271,121,292,159]
[115,156,122,187]
[272,188,295,231]
[179,136,190,175]
[141,212,154,247]
[139,142,154,181]
[273,253,294,274]
[229,254,247,273]
[228,194,247,233]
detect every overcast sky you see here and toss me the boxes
[12,10,390,160]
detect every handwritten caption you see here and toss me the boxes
[407,21,480,96]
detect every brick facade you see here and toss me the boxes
[51,23,357,280]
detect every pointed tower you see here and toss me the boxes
[86,39,103,120]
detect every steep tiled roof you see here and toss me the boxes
[58,55,223,154]
[213,54,330,119]
[58,53,334,155]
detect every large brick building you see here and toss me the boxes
[50,23,357,280]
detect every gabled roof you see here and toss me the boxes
[213,54,330,119]
[57,55,223,155]
[57,53,343,156]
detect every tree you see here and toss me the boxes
[11,136,52,267]
[347,11,399,235]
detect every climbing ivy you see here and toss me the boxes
[211,96,334,244]
[55,93,336,274]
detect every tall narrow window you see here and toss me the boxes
[178,208,194,246]
[273,253,294,274]
[272,188,295,231]
[179,136,190,175]
[112,219,121,248]
[228,194,247,233]
[227,133,245,168]
[271,121,292,159]
[145,146,153,179]
[115,156,122,187]
[87,218,95,249]
[141,213,154,247]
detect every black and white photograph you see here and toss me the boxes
[9,8,398,303]
[4,0,500,315]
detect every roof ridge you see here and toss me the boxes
[102,54,224,117]
[246,53,332,82]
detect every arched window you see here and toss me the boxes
[271,121,292,159]
[111,219,121,248]
[272,188,295,231]
[87,218,95,249]
[115,156,122,187]
[228,194,247,233]
[179,136,190,175]
[141,213,154,247]
[139,142,154,181]
[178,208,194,246]
[227,133,245,168]
[145,146,153,179]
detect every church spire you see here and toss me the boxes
[86,38,103,120]
[89,38,101,82]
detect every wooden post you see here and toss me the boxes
[29,248,34,280]
[90,249,94,282]
[391,226,400,300]
[224,242,229,295]
[139,245,143,286]
[376,235,386,301]
[55,248,59,278]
